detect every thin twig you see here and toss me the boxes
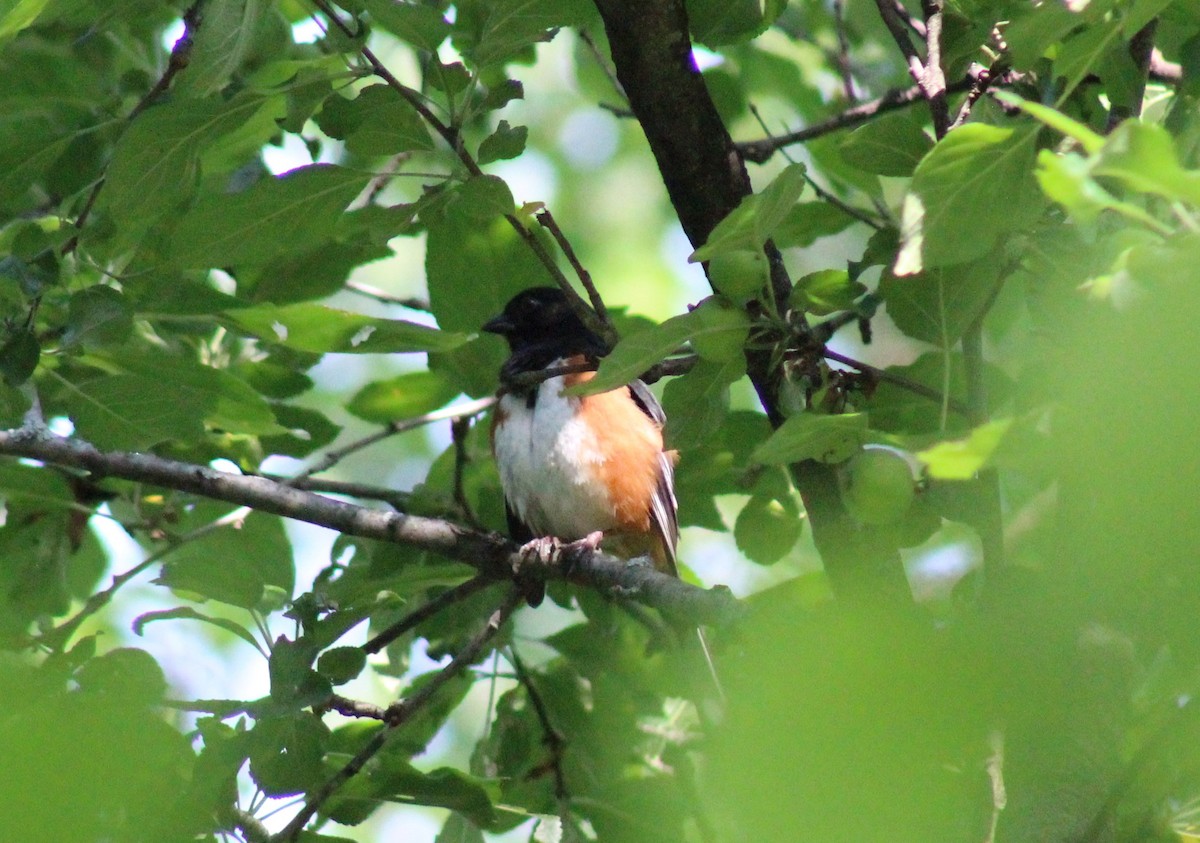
[919,0,950,137]
[344,280,431,311]
[510,649,570,802]
[747,103,884,229]
[309,0,609,343]
[451,416,483,528]
[831,0,858,103]
[824,348,969,416]
[296,396,496,481]
[37,505,253,652]
[736,76,972,163]
[362,575,497,655]
[324,694,388,720]
[537,209,613,337]
[274,588,523,841]
[230,808,272,843]
[578,29,628,105]
[63,1,202,255]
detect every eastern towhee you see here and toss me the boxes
[484,287,721,697]
[483,286,680,605]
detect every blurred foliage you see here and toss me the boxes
[1,0,1200,841]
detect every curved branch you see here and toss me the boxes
[0,427,740,627]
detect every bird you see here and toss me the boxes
[484,286,721,697]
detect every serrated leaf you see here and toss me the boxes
[362,0,450,50]
[347,370,459,423]
[895,124,1041,273]
[227,302,468,354]
[880,256,1003,348]
[99,95,266,230]
[477,120,528,165]
[133,607,265,655]
[838,114,934,177]
[791,269,867,316]
[172,164,370,267]
[994,92,1104,154]
[315,85,433,157]
[566,311,699,396]
[917,418,1013,479]
[751,412,868,465]
[460,0,593,68]
[65,374,209,450]
[63,286,132,349]
[159,510,294,609]
[0,328,38,386]
[691,163,807,261]
[663,357,744,445]
[174,0,263,97]
[0,0,51,43]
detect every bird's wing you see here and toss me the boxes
[628,379,679,577]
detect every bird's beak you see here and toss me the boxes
[482,313,515,335]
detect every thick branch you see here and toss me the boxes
[594,0,913,609]
[0,427,739,626]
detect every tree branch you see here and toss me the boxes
[0,427,740,627]
[309,0,614,347]
[274,588,523,841]
[736,76,973,163]
[593,0,914,610]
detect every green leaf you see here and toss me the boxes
[75,647,167,705]
[773,201,857,248]
[917,418,1014,479]
[1095,121,1200,206]
[691,163,807,261]
[477,120,528,165]
[171,165,371,268]
[663,357,744,446]
[0,0,51,43]
[895,124,1041,273]
[132,607,265,655]
[361,0,450,50]
[315,85,433,157]
[687,0,785,46]
[1034,150,1163,228]
[751,412,868,465]
[791,269,867,316]
[879,255,1003,348]
[566,311,698,396]
[249,712,330,797]
[838,114,934,177]
[458,0,594,68]
[173,0,263,97]
[98,95,266,231]
[159,510,294,609]
[63,286,133,350]
[316,646,367,685]
[1054,19,1123,105]
[64,374,208,450]
[424,193,545,338]
[227,302,468,354]
[0,328,38,386]
[347,370,460,423]
[993,92,1104,154]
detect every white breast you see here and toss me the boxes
[493,372,619,540]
